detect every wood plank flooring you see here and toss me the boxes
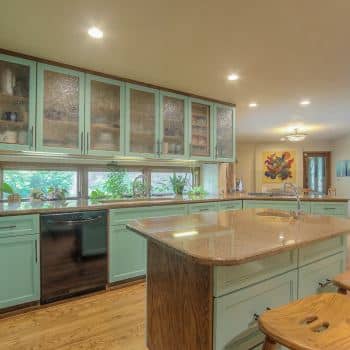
[0,283,147,350]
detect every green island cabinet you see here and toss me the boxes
[109,205,187,283]
[213,235,346,350]
[0,54,37,152]
[0,215,40,309]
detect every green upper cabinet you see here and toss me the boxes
[36,64,85,154]
[159,91,189,159]
[189,98,214,161]
[125,83,160,158]
[214,104,236,162]
[0,54,36,152]
[85,74,125,156]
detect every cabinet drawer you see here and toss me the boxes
[298,253,345,299]
[214,250,297,297]
[188,202,219,214]
[243,200,310,213]
[218,200,242,211]
[109,204,187,225]
[0,215,39,238]
[310,202,348,217]
[298,236,346,266]
[213,271,297,350]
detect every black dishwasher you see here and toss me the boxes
[40,211,107,304]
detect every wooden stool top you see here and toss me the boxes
[259,293,350,350]
[333,270,350,291]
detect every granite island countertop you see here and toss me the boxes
[127,208,350,266]
[0,193,347,216]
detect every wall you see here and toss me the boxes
[332,134,350,197]
[236,142,334,193]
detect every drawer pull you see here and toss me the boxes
[199,208,209,212]
[0,225,17,230]
[324,208,336,210]
[318,279,332,288]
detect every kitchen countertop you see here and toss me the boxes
[127,208,350,265]
[0,193,347,216]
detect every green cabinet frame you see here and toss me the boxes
[125,83,160,158]
[189,97,215,161]
[0,234,40,309]
[0,54,37,152]
[84,74,125,156]
[36,63,85,154]
[159,90,189,160]
[214,103,236,162]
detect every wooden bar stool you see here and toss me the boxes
[333,270,350,294]
[259,293,350,350]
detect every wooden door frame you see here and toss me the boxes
[303,151,331,192]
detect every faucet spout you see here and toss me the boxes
[284,182,303,216]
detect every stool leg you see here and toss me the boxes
[338,287,347,295]
[262,336,277,350]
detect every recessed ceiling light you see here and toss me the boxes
[249,102,258,108]
[227,73,240,81]
[88,27,103,39]
[300,99,311,106]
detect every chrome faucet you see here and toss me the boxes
[284,182,303,216]
[132,174,150,198]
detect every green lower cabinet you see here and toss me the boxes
[298,253,345,299]
[109,205,187,283]
[243,200,311,213]
[213,270,298,350]
[217,200,242,212]
[0,234,40,309]
[310,202,348,217]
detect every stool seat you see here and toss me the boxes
[259,293,350,350]
[333,270,350,294]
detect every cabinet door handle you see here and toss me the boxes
[86,132,89,153]
[0,225,17,230]
[30,126,34,149]
[253,313,260,321]
[189,143,192,157]
[318,279,332,288]
[324,208,336,210]
[199,208,209,212]
[81,132,84,154]
[35,239,38,263]
[215,144,218,158]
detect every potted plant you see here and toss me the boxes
[47,187,68,200]
[1,182,21,202]
[30,189,45,202]
[188,186,207,198]
[169,174,188,198]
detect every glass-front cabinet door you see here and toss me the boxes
[125,84,159,157]
[160,91,188,159]
[36,64,85,154]
[85,75,124,156]
[0,54,36,151]
[214,104,235,161]
[190,98,214,160]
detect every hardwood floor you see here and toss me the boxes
[0,283,147,350]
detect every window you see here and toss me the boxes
[3,169,78,199]
[151,170,193,196]
[88,169,142,198]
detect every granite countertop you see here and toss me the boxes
[127,208,350,266]
[0,193,347,216]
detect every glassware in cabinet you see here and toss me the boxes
[215,104,235,160]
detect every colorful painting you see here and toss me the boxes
[336,160,350,177]
[263,151,296,184]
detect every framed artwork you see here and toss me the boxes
[336,160,350,177]
[263,151,296,184]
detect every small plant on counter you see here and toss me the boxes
[30,189,45,202]
[169,174,188,196]
[90,188,109,200]
[47,187,68,200]
[1,182,21,202]
[188,186,207,197]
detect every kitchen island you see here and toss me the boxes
[127,209,350,350]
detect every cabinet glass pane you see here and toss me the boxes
[0,60,30,145]
[90,80,120,152]
[191,102,210,157]
[129,89,155,154]
[43,70,79,149]
[162,96,185,156]
[216,106,233,158]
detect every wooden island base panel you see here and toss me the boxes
[147,241,213,350]
[128,209,350,350]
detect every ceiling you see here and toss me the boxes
[1,0,350,143]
